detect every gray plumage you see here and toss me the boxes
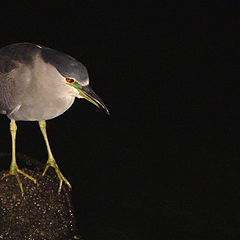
[0,42,103,121]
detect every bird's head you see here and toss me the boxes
[41,46,109,115]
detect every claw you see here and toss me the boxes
[42,159,72,194]
[2,168,37,196]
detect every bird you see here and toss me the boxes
[0,42,109,196]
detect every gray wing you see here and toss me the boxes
[0,43,38,115]
[0,55,18,115]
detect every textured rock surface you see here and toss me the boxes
[0,153,82,240]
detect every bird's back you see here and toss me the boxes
[0,43,40,116]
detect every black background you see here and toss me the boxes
[0,1,239,240]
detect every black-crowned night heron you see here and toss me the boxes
[0,42,109,196]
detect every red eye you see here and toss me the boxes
[66,78,74,83]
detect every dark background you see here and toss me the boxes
[0,1,239,240]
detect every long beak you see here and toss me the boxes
[77,85,110,115]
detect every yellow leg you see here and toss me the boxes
[1,120,37,196]
[39,120,72,193]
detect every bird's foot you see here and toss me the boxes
[1,167,37,196]
[42,158,72,194]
